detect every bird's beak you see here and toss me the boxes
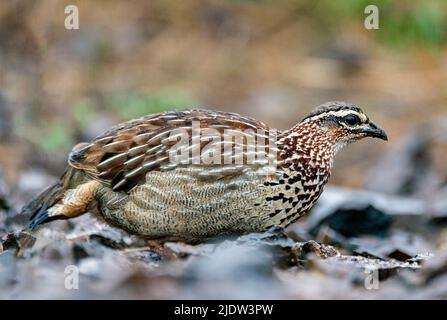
[363,121,388,141]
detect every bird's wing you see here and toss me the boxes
[68,109,279,192]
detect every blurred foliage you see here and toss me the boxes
[22,122,74,153]
[15,89,197,153]
[72,99,97,131]
[39,124,73,152]
[106,89,198,119]
[309,0,446,48]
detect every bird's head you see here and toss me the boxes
[300,101,387,151]
[277,101,388,171]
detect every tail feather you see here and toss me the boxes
[23,167,100,230]
[23,183,63,229]
[22,167,74,229]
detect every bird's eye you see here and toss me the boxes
[343,114,361,126]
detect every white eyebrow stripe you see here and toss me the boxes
[305,110,368,122]
[359,113,368,122]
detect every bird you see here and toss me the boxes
[23,101,387,243]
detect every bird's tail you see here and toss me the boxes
[22,166,95,229]
[25,182,64,228]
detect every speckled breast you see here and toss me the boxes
[94,166,328,242]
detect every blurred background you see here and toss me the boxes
[1,0,447,299]
[1,0,446,191]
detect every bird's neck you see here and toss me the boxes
[277,121,339,175]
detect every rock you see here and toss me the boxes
[302,186,431,238]
[316,254,421,285]
[349,231,434,262]
[124,250,161,264]
[66,216,139,250]
[311,204,392,238]
[0,231,36,257]
[164,242,214,258]
[294,240,339,259]
[324,254,421,272]
[235,227,295,248]
[180,238,280,299]
[420,256,447,286]
[428,190,447,225]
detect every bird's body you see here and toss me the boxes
[24,102,387,243]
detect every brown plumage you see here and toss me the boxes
[23,102,387,243]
